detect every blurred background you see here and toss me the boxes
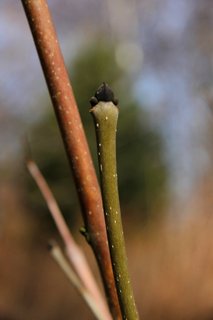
[1,0,213,319]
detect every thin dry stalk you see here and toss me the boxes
[27,159,111,320]
[21,1,121,318]
[49,242,106,320]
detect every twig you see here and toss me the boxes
[21,1,121,318]
[27,159,111,320]
[49,242,106,320]
[90,83,139,319]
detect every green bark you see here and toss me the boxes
[91,87,139,320]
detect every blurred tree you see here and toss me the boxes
[27,39,168,227]
[71,40,168,218]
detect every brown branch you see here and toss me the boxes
[21,1,121,318]
[27,159,111,320]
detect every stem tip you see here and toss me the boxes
[90,83,119,107]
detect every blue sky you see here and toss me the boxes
[1,0,213,206]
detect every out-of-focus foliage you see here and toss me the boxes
[71,40,168,216]
[28,112,78,226]
[27,39,168,225]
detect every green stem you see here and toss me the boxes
[90,83,139,320]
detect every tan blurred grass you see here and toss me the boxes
[129,175,213,319]
[1,176,213,319]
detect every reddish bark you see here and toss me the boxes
[21,1,121,318]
